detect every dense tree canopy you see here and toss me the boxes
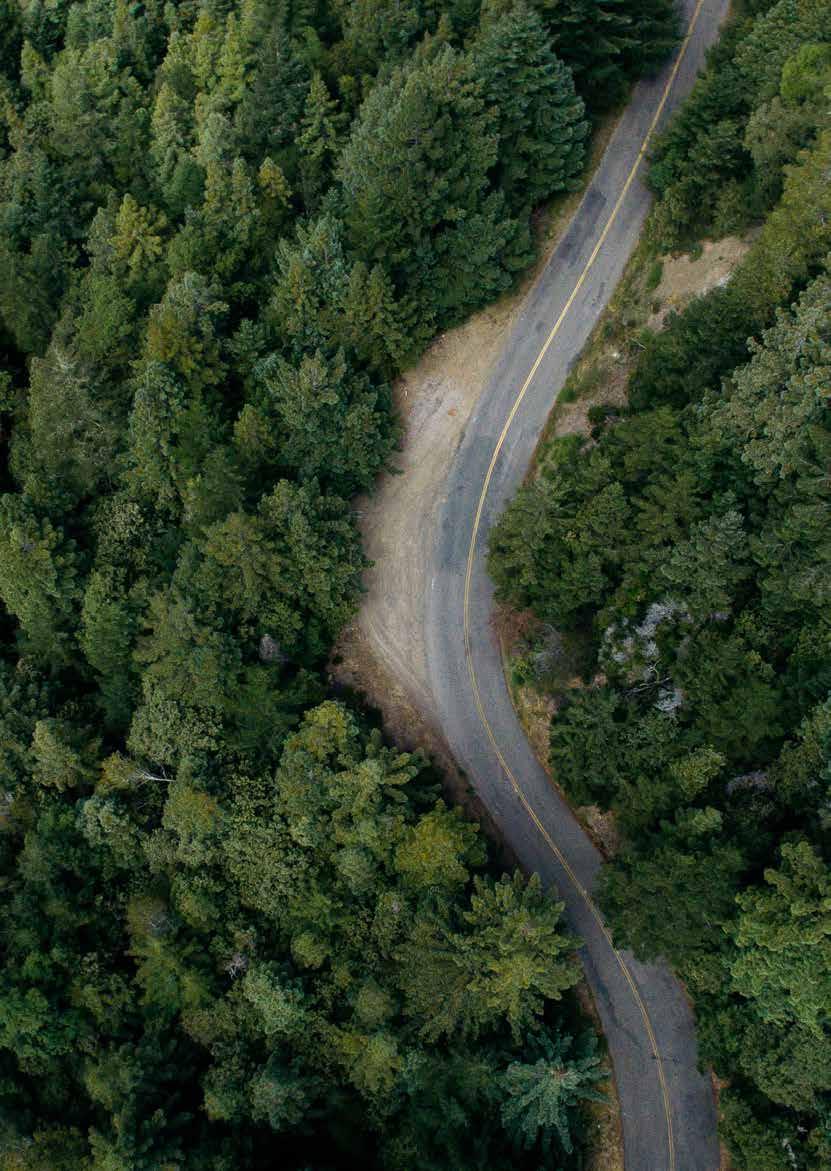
[647,0,831,246]
[0,0,679,1164]
[1,691,592,1169]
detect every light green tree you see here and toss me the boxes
[0,495,82,663]
[730,840,831,1035]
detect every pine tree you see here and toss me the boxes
[0,495,83,663]
[17,340,121,508]
[233,19,309,178]
[297,71,342,211]
[254,347,396,494]
[527,0,677,110]
[394,800,485,892]
[730,840,831,1035]
[337,46,524,332]
[470,3,588,212]
[150,82,203,215]
[500,1029,606,1154]
[126,361,216,511]
[340,260,413,375]
[333,0,427,78]
[198,481,367,659]
[601,809,746,979]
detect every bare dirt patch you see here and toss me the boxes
[551,358,630,439]
[493,605,562,769]
[711,1072,734,1171]
[647,234,754,330]
[580,805,623,857]
[512,681,559,769]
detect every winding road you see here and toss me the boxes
[425,1,729,1167]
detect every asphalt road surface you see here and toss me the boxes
[425,1,730,1167]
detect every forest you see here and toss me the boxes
[0,0,682,1166]
[489,0,831,1166]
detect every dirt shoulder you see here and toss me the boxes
[329,291,531,831]
[329,116,621,763]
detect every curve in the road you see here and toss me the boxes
[426,1,729,1168]
[462,0,707,1163]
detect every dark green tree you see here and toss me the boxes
[337,46,526,332]
[470,3,588,211]
[500,1029,606,1155]
[250,347,396,494]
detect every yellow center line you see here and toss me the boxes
[462,4,708,1168]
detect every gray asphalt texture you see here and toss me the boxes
[425,2,730,1167]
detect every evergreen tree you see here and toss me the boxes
[297,71,342,211]
[471,3,588,212]
[337,46,526,333]
[0,495,83,663]
[198,480,367,659]
[730,840,831,1035]
[528,0,678,110]
[251,347,396,494]
[500,1029,606,1155]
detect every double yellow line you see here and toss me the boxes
[462,2,708,1166]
